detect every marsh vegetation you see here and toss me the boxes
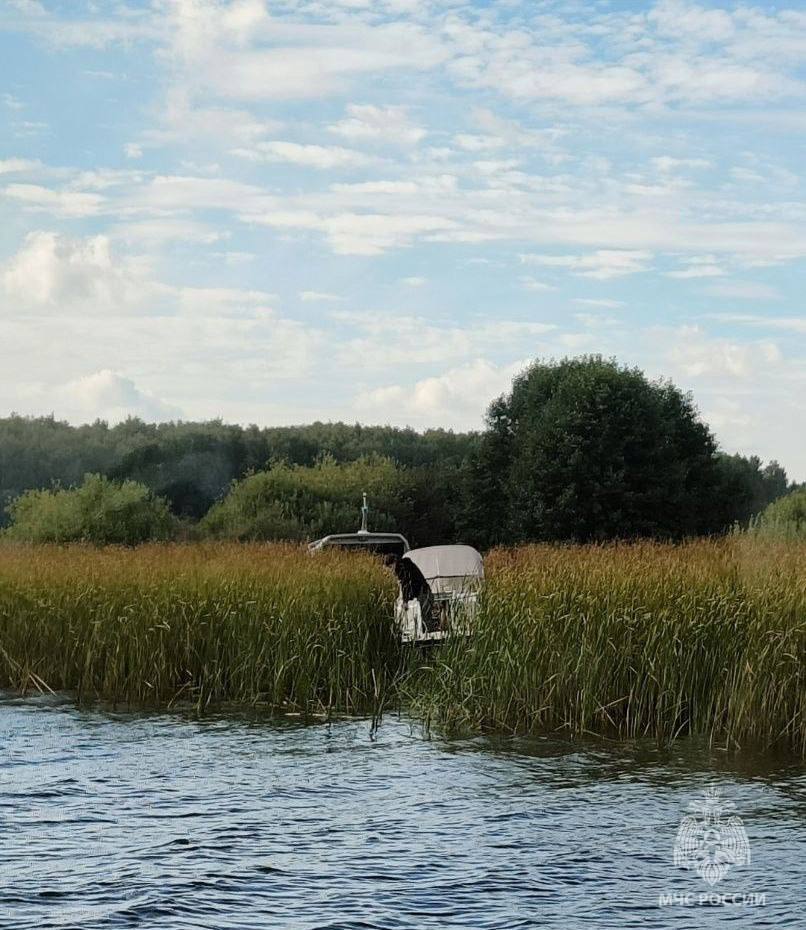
[1,538,803,755]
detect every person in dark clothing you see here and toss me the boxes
[390,556,437,632]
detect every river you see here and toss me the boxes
[1,692,804,928]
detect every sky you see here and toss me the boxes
[1,0,805,479]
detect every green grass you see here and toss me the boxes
[410,539,806,755]
[0,543,400,716]
[0,538,803,754]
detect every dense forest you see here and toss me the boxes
[0,357,798,546]
[0,417,476,522]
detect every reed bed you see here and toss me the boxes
[0,543,400,716]
[0,538,804,754]
[411,538,806,755]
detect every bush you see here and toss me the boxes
[201,456,416,542]
[752,488,806,538]
[4,474,176,545]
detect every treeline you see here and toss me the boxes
[1,357,799,546]
[0,417,476,528]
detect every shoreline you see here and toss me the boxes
[1,539,804,756]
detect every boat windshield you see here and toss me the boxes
[309,533,409,557]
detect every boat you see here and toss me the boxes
[307,493,410,557]
[393,544,484,644]
[309,495,483,644]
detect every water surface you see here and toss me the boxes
[1,693,804,928]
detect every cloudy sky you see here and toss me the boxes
[1,0,805,478]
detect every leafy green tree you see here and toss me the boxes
[706,454,790,530]
[0,416,114,523]
[466,356,720,544]
[4,474,176,545]
[0,381,792,546]
[0,415,477,527]
[202,457,412,542]
[752,487,806,538]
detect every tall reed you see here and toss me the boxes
[409,538,806,755]
[0,543,400,716]
[0,538,803,754]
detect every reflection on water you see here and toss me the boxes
[1,693,804,929]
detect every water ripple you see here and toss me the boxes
[1,693,804,929]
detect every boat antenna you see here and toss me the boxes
[359,492,369,534]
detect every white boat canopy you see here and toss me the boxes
[401,545,484,595]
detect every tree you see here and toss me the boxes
[705,454,790,530]
[466,356,719,544]
[0,415,478,526]
[3,474,176,545]
[753,487,806,538]
[201,455,465,547]
[203,457,404,542]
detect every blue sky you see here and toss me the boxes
[1,0,805,479]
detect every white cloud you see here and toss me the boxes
[400,276,426,287]
[572,298,624,309]
[616,324,806,479]
[231,140,375,169]
[730,166,765,184]
[648,1,736,42]
[11,120,47,137]
[665,256,726,278]
[57,370,182,424]
[148,87,284,148]
[667,267,724,279]
[448,1,806,108]
[331,309,556,368]
[0,231,276,320]
[124,143,143,159]
[329,180,418,195]
[10,3,160,46]
[3,182,104,217]
[71,168,146,192]
[328,104,426,146]
[178,287,278,317]
[652,156,711,173]
[329,175,457,195]
[709,313,806,335]
[15,0,806,117]
[667,327,782,378]
[355,358,528,428]
[520,250,653,280]
[705,281,782,300]
[1,231,167,313]
[574,312,620,329]
[300,290,344,302]
[0,158,41,174]
[140,174,272,213]
[246,209,457,255]
[519,276,556,292]
[111,218,225,246]
[453,133,505,153]
[219,250,255,266]
[164,3,447,101]
[2,311,327,427]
